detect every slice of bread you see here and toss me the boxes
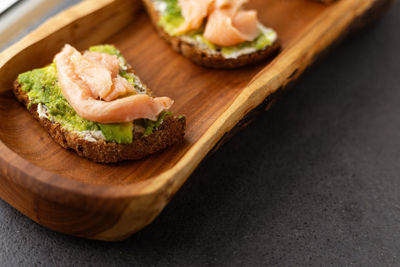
[14,71,185,164]
[142,0,281,69]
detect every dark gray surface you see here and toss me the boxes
[1,2,400,267]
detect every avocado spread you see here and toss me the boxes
[155,0,277,57]
[17,45,170,144]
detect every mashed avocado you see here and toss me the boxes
[17,45,169,144]
[155,0,277,57]
[157,0,185,36]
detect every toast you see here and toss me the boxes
[142,0,281,69]
[14,45,186,163]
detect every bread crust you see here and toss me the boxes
[142,0,281,69]
[13,80,186,163]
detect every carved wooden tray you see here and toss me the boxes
[0,0,392,240]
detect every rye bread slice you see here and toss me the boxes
[142,0,281,69]
[13,79,186,164]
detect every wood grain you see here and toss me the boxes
[0,0,393,240]
[316,0,337,3]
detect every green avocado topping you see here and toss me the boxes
[18,64,99,132]
[136,111,171,137]
[157,0,185,36]
[17,45,170,144]
[156,0,277,56]
[220,31,275,56]
[98,122,133,144]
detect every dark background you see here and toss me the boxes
[1,2,400,266]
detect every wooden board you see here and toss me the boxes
[0,0,393,241]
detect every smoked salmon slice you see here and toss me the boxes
[204,8,259,46]
[103,76,137,102]
[83,51,120,77]
[175,0,214,34]
[55,44,173,123]
[177,0,260,47]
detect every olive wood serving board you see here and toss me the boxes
[0,0,393,240]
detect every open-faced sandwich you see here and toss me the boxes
[143,0,280,68]
[14,44,185,163]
